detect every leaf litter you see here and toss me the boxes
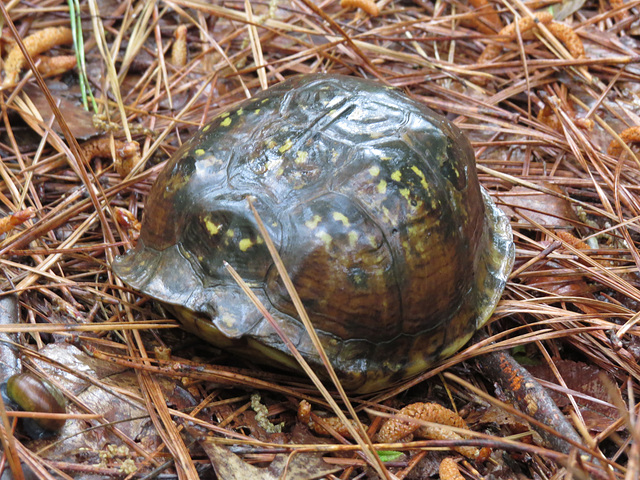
[0,0,638,478]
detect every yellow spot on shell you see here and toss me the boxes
[295,151,308,164]
[329,109,338,118]
[164,173,189,193]
[348,231,358,247]
[236,108,244,115]
[221,314,235,329]
[219,111,230,118]
[332,212,350,227]
[399,188,423,210]
[195,148,205,156]
[367,235,378,248]
[256,235,264,244]
[305,215,322,229]
[267,139,277,149]
[411,165,430,190]
[239,238,254,251]
[204,219,222,236]
[368,166,380,177]
[254,109,260,115]
[377,179,387,194]
[316,231,332,248]
[391,170,402,182]
[202,124,211,132]
[279,139,293,153]
[382,206,397,224]
[261,98,269,103]
[265,157,281,172]
[226,229,235,237]
[221,117,232,127]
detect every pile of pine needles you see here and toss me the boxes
[0,0,638,478]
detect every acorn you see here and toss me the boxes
[2,373,66,437]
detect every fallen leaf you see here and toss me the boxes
[527,360,623,432]
[186,424,339,480]
[498,184,579,229]
[20,83,97,140]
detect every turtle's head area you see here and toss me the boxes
[112,194,280,313]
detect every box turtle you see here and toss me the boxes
[113,74,514,393]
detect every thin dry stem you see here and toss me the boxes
[79,138,141,177]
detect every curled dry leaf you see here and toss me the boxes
[340,0,379,17]
[80,138,141,177]
[537,104,575,132]
[0,208,36,235]
[114,208,141,241]
[3,26,73,86]
[466,0,502,34]
[555,230,589,250]
[608,126,640,157]
[478,12,584,65]
[538,104,563,131]
[297,400,358,438]
[478,12,553,64]
[113,140,141,176]
[537,99,593,132]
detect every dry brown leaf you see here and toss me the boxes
[527,360,623,432]
[188,424,339,480]
[498,184,579,229]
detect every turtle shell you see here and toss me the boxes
[113,74,514,393]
